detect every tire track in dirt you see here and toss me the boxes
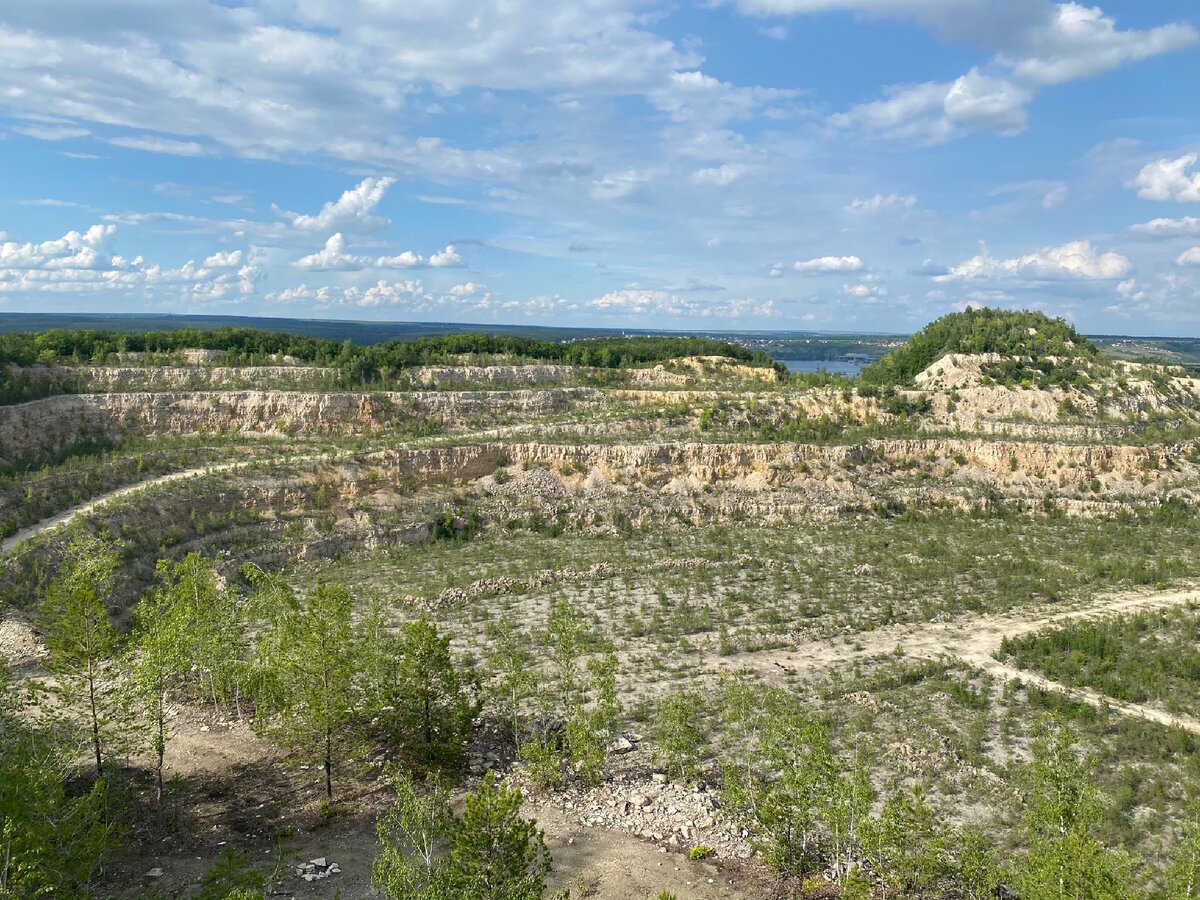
[735,585,1200,734]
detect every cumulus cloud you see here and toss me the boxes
[589,289,775,318]
[1009,4,1196,86]
[267,280,433,308]
[830,4,1193,144]
[294,233,463,271]
[427,245,463,268]
[1129,216,1200,238]
[833,69,1029,144]
[278,177,396,233]
[295,234,358,271]
[0,224,116,270]
[448,281,484,297]
[0,222,262,300]
[794,255,865,273]
[936,239,1131,281]
[842,281,888,299]
[1132,155,1200,203]
[203,249,244,268]
[845,193,917,213]
[1178,247,1200,267]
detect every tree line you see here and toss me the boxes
[0,328,780,375]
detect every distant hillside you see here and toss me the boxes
[861,309,1098,386]
[0,313,621,345]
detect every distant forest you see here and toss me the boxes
[0,327,785,406]
[0,327,778,370]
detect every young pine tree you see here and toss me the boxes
[1014,726,1133,900]
[485,616,536,751]
[126,553,232,806]
[378,618,481,770]
[0,662,123,896]
[39,535,123,776]
[373,771,551,900]
[254,580,361,802]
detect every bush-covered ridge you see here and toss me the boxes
[0,328,779,372]
[861,308,1098,386]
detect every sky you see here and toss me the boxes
[0,1,1198,335]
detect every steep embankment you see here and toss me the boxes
[0,388,601,462]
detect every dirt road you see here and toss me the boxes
[741,584,1200,734]
[1,451,350,556]
[1,462,250,556]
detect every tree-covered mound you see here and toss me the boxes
[861,308,1099,387]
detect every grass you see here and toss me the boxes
[997,604,1200,714]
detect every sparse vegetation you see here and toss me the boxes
[3,311,1200,898]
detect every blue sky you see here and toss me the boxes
[0,1,1198,334]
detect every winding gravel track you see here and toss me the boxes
[742,585,1200,735]
[1,451,346,556]
[1,462,253,556]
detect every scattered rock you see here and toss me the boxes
[608,736,634,754]
[294,857,341,882]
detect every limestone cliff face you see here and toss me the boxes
[78,365,340,390]
[374,438,1195,492]
[914,353,1200,432]
[0,389,600,462]
[410,365,581,386]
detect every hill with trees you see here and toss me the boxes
[860,308,1099,387]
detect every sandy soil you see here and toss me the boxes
[88,706,769,900]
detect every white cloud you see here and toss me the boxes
[842,281,888,299]
[1042,185,1068,208]
[943,69,1030,134]
[845,193,917,213]
[830,5,1193,144]
[830,81,954,144]
[12,123,90,140]
[428,245,463,268]
[588,289,774,318]
[203,249,244,268]
[794,255,865,273]
[0,221,262,300]
[937,239,1131,281]
[1009,4,1196,86]
[279,177,396,233]
[1132,155,1200,203]
[0,1,698,179]
[651,70,799,128]
[831,70,1028,143]
[352,280,429,308]
[1129,216,1200,238]
[295,233,360,271]
[1178,247,1200,267]
[109,135,208,156]
[294,233,464,271]
[0,224,116,270]
[448,282,484,297]
[691,164,749,187]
